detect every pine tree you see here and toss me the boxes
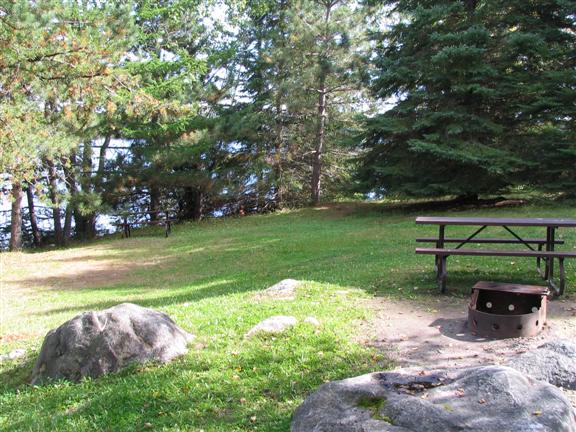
[0,0,135,247]
[232,0,367,207]
[111,0,235,221]
[357,0,576,198]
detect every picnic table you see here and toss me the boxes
[415,216,576,295]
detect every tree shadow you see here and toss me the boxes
[0,354,35,392]
[0,330,382,431]
[429,317,492,343]
[32,277,240,316]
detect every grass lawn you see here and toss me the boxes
[1,200,575,431]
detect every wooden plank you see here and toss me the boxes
[416,237,565,245]
[472,281,549,296]
[415,247,576,258]
[415,216,576,227]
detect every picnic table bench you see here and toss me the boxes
[415,216,576,296]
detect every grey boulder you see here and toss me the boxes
[256,279,301,300]
[509,340,576,390]
[291,365,576,431]
[31,303,194,384]
[245,315,298,338]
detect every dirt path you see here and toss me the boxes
[366,294,576,369]
[362,293,576,405]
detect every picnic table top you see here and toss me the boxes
[415,216,576,228]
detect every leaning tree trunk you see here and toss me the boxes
[26,183,42,247]
[9,182,23,251]
[46,158,64,246]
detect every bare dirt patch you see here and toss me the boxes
[361,293,576,405]
[1,242,169,293]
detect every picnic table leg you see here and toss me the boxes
[435,224,445,273]
[559,258,565,296]
[545,226,556,291]
[438,256,447,293]
[536,244,543,277]
[544,228,550,279]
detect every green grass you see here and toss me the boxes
[1,200,575,431]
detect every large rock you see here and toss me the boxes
[31,303,194,384]
[291,366,576,432]
[509,340,576,390]
[245,316,297,338]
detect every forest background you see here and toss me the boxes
[1,0,574,250]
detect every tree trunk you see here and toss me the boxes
[76,142,97,240]
[96,135,111,191]
[274,95,286,208]
[46,158,63,246]
[62,152,78,244]
[26,183,42,247]
[9,182,23,251]
[311,87,327,205]
[310,3,332,205]
[149,185,160,222]
[182,187,203,221]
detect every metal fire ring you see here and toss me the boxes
[468,281,548,339]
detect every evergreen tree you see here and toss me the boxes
[0,0,134,248]
[111,0,238,221]
[357,0,576,198]
[233,0,367,206]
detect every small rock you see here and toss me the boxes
[245,316,297,338]
[0,349,26,362]
[256,279,301,300]
[304,317,321,327]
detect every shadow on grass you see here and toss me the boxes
[28,255,573,318]
[10,202,576,295]
[0,355,35,392]
[0,331,385,432]
[32,277,240,316]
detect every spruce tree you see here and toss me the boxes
[357,0,576,198]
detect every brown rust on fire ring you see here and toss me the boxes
[468,305,546,338]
